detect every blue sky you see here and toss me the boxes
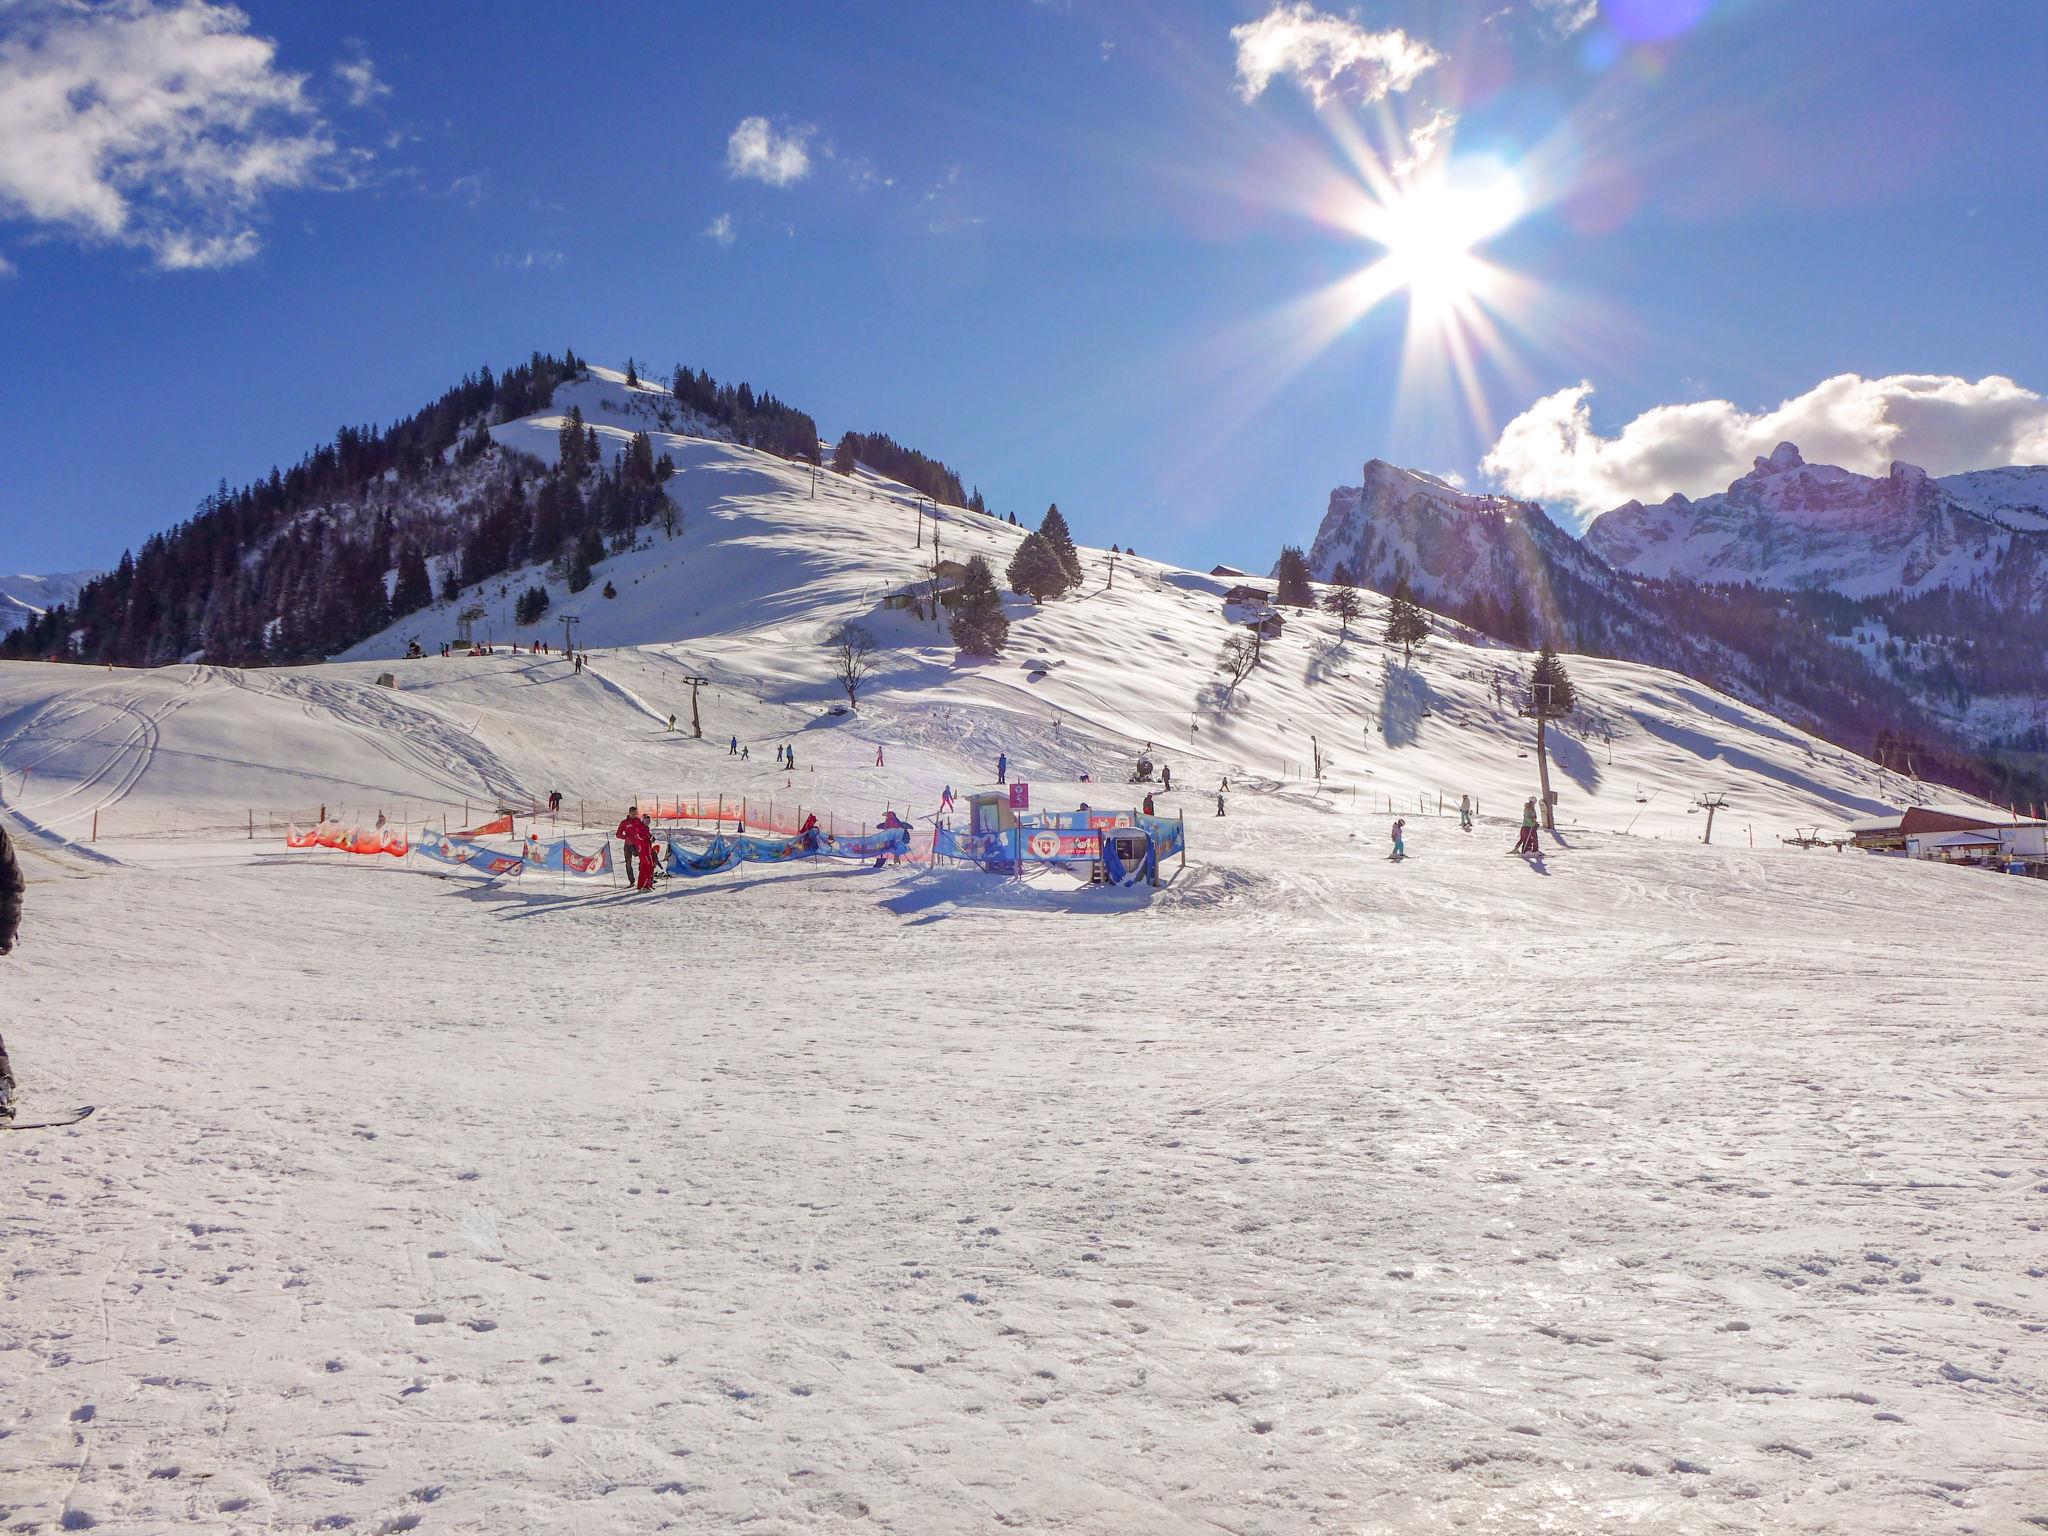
[3,0,2047,575]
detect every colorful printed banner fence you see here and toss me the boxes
[933,808,1185,880]
[286,822,408,856]
[663,826,910,878]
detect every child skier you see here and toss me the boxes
[1459,793,1473,832]
[1390,818,1406,861]
[1515,798,1539,854]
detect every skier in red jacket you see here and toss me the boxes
[631,814,657,890]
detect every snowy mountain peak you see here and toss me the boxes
[0,570,101,636]
[1585,447,2048,601]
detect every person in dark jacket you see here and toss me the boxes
[0,823,21,1120]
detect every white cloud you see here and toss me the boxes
[1483,374,2048,524]
[333,49,388,108]
[1530,0,1599,37]
[725,115,812,187]
[494,249,563,272]
[0,0,344,270]
[1390,107,1457,179]
[703,212,734,247]
[0,251,15,278]
[1231,2,1441,107]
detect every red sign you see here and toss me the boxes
[1026,830,1099,860]
[1009,782,1030,810]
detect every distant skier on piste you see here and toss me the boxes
[729,735,739,755]
[1390,818,1406,861]
[996,752,1007,785]
[1515,798,1539,855]
[1459,793,1473,832]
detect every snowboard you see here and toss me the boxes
[4,1105,95,1131]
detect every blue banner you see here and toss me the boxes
[1138,813,1185,861]
[665,826,909,876]
[416,834,612,878]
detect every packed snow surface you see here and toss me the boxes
[5,405,2045,1531]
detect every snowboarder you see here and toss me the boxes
[1161,764,1172,792]
[615,806,644,885]
[996,752,1007,785]
[1515,798,1539,855]
[1390,818,1406,861]
[0,821,20,1121]
[1459,793,1473,832]
[729,736,739,755]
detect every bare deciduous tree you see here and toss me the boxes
[1217,632,1259,702]
[830,622,880,710]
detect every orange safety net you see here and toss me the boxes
[456,813,514,837]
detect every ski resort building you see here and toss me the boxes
[1850,806,2048,872]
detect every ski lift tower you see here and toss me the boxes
[1517,677,1569,831]
[1695,791,1729,844]
[456,604,487,650]
[682,672,710,738]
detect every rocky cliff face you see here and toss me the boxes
[1305,459,1673,661]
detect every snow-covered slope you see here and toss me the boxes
[1584,442,2048,602]
[0,570,99,635]
[5,376,2044,1534]
[0,413,1987,849]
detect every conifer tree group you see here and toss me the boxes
[950,556,1009,657]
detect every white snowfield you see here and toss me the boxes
[4,383,2045,1532]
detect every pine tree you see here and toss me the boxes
[439,565,461,603]
[515,585,550,624]
[1006,531,1071,603]
[950,555,1010,657]
[392,541,432,617]
[1275,545,1315,607]
[1322,583,1363,639]
[832,434,857,475]
[625,357,639,388]
[1040,503,1082,583]
[1530,644,1577,715]
[1384,579,1430,661]
[1330,560,1354,587]
[567,525,602,593]
[558,404,587,473]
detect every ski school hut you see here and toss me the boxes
[937,792,1186,886]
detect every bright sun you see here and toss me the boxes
[1369,170,1524,318]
